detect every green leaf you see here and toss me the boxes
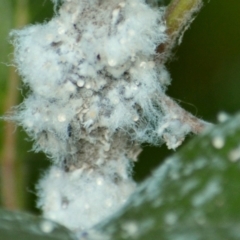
[94,114,240,240]
[0,209,75,240]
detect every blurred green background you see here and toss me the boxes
[0,0,240,213]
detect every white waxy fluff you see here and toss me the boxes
[37,160,135,231]
[11,0,171,158]
[10,0,194,234]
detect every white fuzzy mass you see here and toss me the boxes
[37,163,135,231]
[10,0,193,234]
[11,0,174,159]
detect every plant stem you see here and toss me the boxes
[157,0,210,137]
[161,95,212,134]
[1,0,29,210]
[158,0,203,60]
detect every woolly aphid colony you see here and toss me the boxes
[10,0,204,234]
